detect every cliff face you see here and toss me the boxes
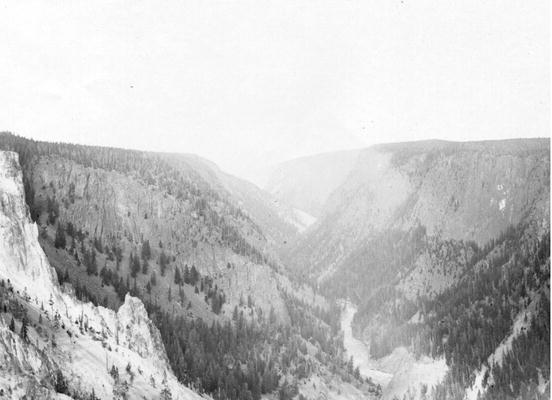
[33,155,264,264]
[163,153,309,244]
[387,139,549,244]
[280,139,550,400]
[0,131,303,327]
[28,153,291,321]
[0,150,203,399]
[286,139,550,283]
[0,152,60,303]
[34,152,302,261]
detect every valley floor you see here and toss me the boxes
[340,301,447,400]
[340,302,393,388]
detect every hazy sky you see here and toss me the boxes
[0,1,549,184]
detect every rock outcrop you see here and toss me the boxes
[116,294,168,364]
[0,151,60,303]
[0,150,204,399]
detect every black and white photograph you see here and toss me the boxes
[0,1,549,399]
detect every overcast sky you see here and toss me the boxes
[0,0,549,184]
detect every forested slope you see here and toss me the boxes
[0,132,377,400]
[280,139,550,399]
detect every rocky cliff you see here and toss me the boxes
[0,150,204,399]
[278,139,550,400]
[285,139,549,283]
[0,133,385,400]
[0,151,59,303]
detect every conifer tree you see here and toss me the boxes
[141,240,151,261]
[183,265,190,284]
[160,386,172,400]
[131,252,141,278]
[190,265,199,285]
[174,267,182,285]
[86,248,98,276]
[54,223,66,248]
[20,316,28,342]
[159,251,168,276]
[142,259,149,274]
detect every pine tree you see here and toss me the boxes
[174,267,182,285]
[159,251,168,276]
[183,265,190,284]
[142,259,149,274]
[8,316,15,332]
[20,316,28,342]
[190,265,199,285]
[131,252,141,278]
[160,386,172,400]
[93,236,103,253]
[179,286,186,305]
[141,240,151,261]
[55,369,69,394]
[47,196,59,224]
[109,365,119,380]
[54,223,66,248]
[86,248,98,276]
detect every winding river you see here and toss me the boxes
[340,301,393,388]
[340,301,448,400]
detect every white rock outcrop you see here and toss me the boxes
[0,151,204,399]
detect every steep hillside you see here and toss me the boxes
[0,133,378,400]
[284,139,550,399]
[0,132,295,319]
[0,150,204,399]
[162,153,310,247]
[287,139,549,281]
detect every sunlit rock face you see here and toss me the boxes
[0,150,204,399]
[0,151,59,303]
[116,294,168,364]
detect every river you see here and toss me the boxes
[340,301,448,400]
[340,301,393,388]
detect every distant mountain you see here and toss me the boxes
[265,149,362,218]
[285,139,549,277]
[281,139,550,399]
